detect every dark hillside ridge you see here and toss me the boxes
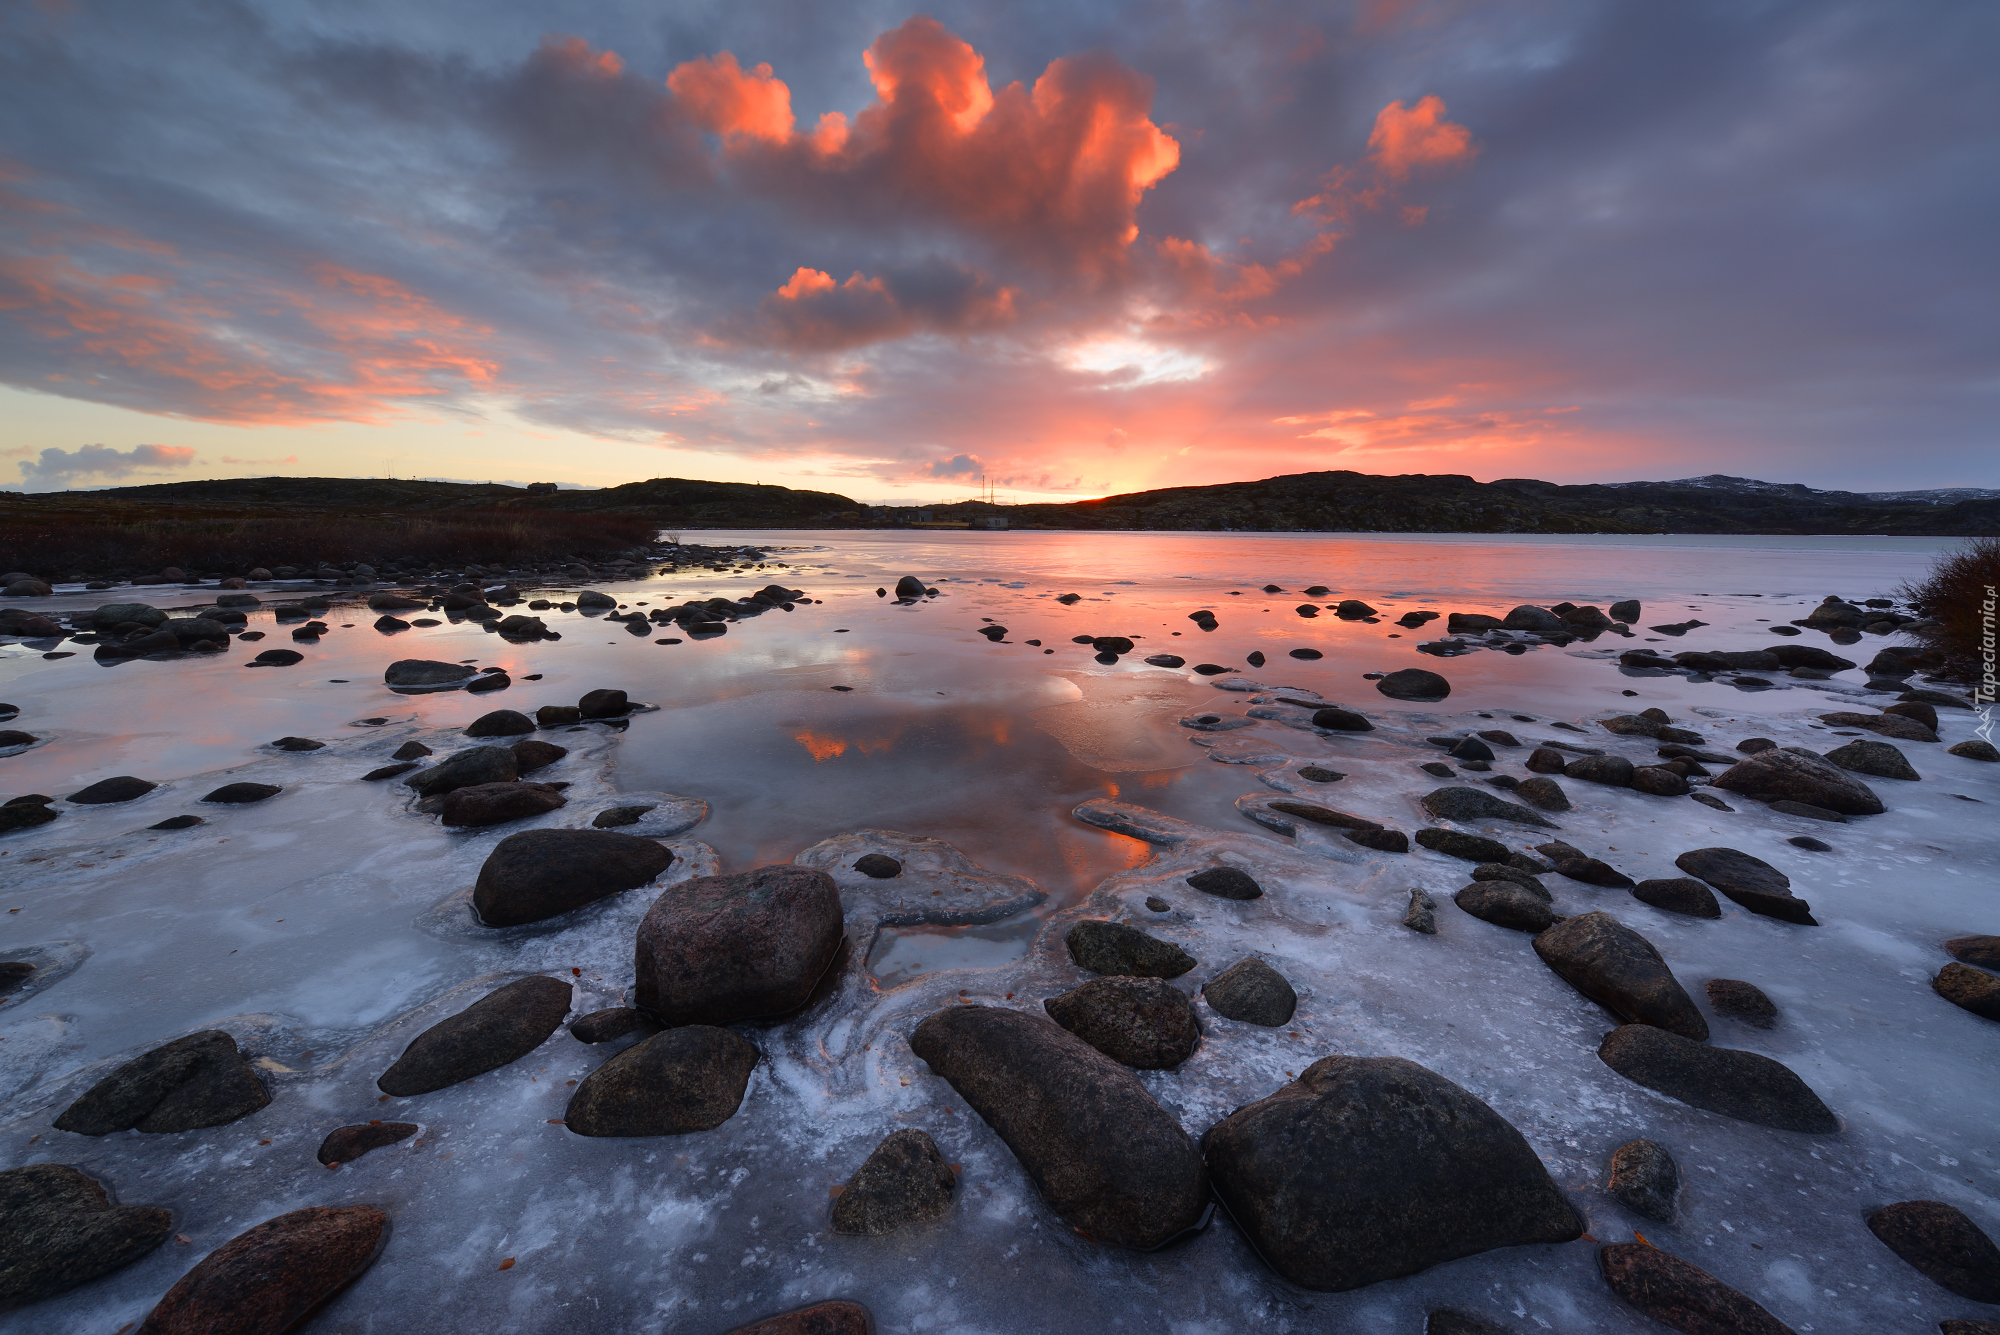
[55,469,2000,535]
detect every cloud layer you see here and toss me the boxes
[0,1,1992,494]
[18,442,196,487]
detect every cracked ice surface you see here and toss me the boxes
[1,531,1995,1333]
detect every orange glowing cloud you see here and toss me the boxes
[666,18,1180,282]
[752,262,1017,352]
[667,51,794,145]
[1367,95,1477,180]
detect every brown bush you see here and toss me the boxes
[0,505,659,576]
[1896,535,2000,683]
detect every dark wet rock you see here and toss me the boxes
[1884,700,1940,730]
[1534,912,1707,1039]
[1143,653,1185,667]
[1821,710,1938,743]
[1448,613,1507,633]
[589,804,653,828]
[0,960,34,994]
[1608,598,1641,623]
[1419,786,1560,829]
[383,659,474,688]
[1202,959,1297,1025]
[1675,847,1817,925]
[563,1025,757,1136]
[440,781,566,828]
[634,866,844,1025]
[135,1205,387,1335]
[1472,864,1551,899]
[1296,765,1344,782]
[1335,599,1376,618]
[1601,714,1662,738]
[1377,668,1450,700]
[720,1302,874,1335]
[1503,605,1566,635]
[1564,754,1636,788]
[464,709,534,738]
[1145,895,1171,912]
[893,575,927,600]
[1631,766,1691,797]
[270,736,323,752]
[1824,738,1920,780]
[0,730,36,748]
[1933,963,2000,1021]
[1788,835,1832,851]
[1525,747,1568,774]
[55,1030,270,1135]
[575,589,617,609]
[1192,663,1229,675]
[68,776,157,805]
[1404,888,1439,933]
[1714,746,1885,815]
[406,745,519,797]
[510,739,566,774]
[1599,1242,1796,1335]
[831,1129,957,1235]
[570,1007,661,1044]
[367,592,425,611]
[1938,1322,2000,1335]
[1597,1024,1836,1132]
[1045,976,1201,1069]
[536,704,582,728]
[1066,920,1196,979]
[147,814,203,831]
[1513,777,1571,812]
[495,614,548,639]
[1186,867,1261,900]
[578,687,630,718]
[1949,739,2000,762]
[1091,635,1134,655]
[1773,798,1846,821]
[1555,857,1634,888]
[1737,737,1778,754]
[0,1163,173,1308]
[1454,882,1555,933]
[1865,1200,2000,1303]
[836,852,902,881]
[474,828,673,927]
[1202,1055,1581,1292]
[464,672,511,693]
[361,762,420,782]
[1417,828,1512,863]
[1311,707,1374,731]
[1606,1139,1679,1221]
[1289,647,1323,659]
[1295,604,1321,618]
[0,801,61,832]
[201,782,281,804]
[1420,762,1455,779]
[910,1005,1208,1250]
[1449,736,1495,763]
[1706,978,1778,1028]
[86,602,167,630]
[1946,936,2000,969]
[390,740,432,761]
[316,1121,418,1167]
[1632,877,1721,919]
[1343,826,1413,853]
[378,975,572,1096]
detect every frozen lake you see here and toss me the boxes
[1,529,1994,1334]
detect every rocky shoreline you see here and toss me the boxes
[2,565,1996,1333]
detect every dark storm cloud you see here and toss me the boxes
[0,0,1991,489]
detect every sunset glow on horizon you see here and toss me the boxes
[0,2,1991,500]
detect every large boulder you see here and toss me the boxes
[86,603,166,630]
[1043,977,1200,1069]
[404,746,519,797]
[1598,1243,1797,1335]
[1766,643,1855,671]
[1597,1025,1836,1132]
[1503,605,1566,635]
[893,575,928,600]
[383,659,475,689]
[633,866,844,1025]
[473,828,674,927]
[0,1165,173,1308]
[54,1031,269,1135]
[463,709,535,738]
[1377,668,1450,701]
[1933,963,2000,1021]
[1674,848,1816,925]
[830,1129,957,1235]
[1532,913,1708,1040]
[134,1205,388,1335]
[1200,1056,1582,1291]
[1823,739,1920,781]
[909,1005,1209,1250]
[377,975,572,1096]
[1065,921,1196,979]
[68,776,157,805]
[1864,1200,2000,1303]
[1453,882,1556,933]
[563,1026,757,1136]
[1202,959,1297,1026]
[439,782,566,828]
[1564,754,1635,787]
[1419,787,1559,829]
[1712,747,1885,816]
[1631,877,1721,919]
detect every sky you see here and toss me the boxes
[1,0,1994,503]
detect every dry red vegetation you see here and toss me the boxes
[1898,535,2000,681]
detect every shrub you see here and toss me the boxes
[1896,535,2000,683]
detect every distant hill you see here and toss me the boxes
[56,469,2000,535]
